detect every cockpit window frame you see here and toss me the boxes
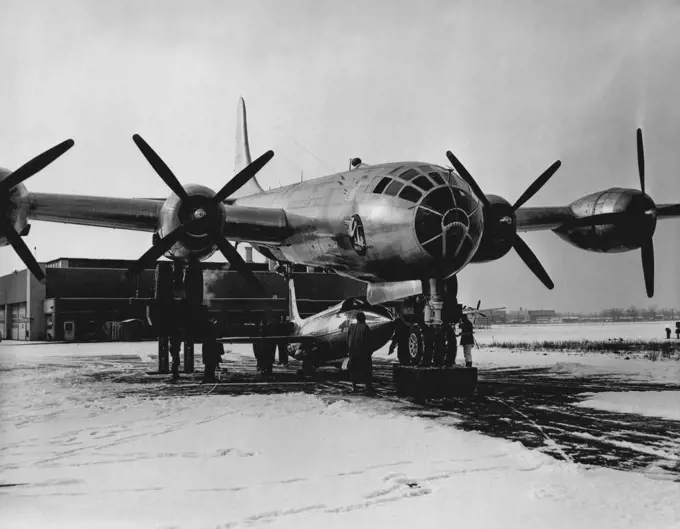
[384,179,405,197]
[398,185,422,203]
[412,175,434,191]
[372,176,392,194]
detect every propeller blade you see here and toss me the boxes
[513,235,554,290]
[0,139,75,193]
[512,160,562,210]
[641,239,654,298]
[0,216,45,283]
[445,151,491,207]
[126,222,196,277]
[561,211,630,229]
[132,134,190,202]
[212,232,263,291]
[656,204,680,217]
[636,128,645,195]
[213,150,274,204]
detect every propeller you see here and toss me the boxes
[127,134,273,291]
[446,150,560,290]
[636,128,654,297]
[0,139,75,283]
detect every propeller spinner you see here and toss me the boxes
[445,150,561,290]
[127,134,273,291]
[0,139,75,283]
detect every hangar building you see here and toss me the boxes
[0,257,366,341]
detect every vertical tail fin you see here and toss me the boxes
[287,277,303,326]
[231,97,265,199]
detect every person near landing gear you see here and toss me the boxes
[388,315,409,364]
[459,314,475,367]
[202,322,224,383]
[444,320,459,367]
[347,312,374,394]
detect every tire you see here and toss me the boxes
[399,324,423,366]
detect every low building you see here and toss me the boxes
[528,309,556,323]
[1,257,366,341]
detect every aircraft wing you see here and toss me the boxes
[28,193,163,232]
[514,206,575,232]
[656,203,680,219]
[24,192,292,245]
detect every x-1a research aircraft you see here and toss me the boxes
[219,278,499,373]
[1,98,679,365]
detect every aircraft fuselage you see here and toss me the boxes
[287,299,395,366]
[234,161,484,282]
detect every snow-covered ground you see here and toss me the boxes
[476,320,679,343]
[575,391,680,421]
[1,330,680,528]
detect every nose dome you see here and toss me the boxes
[415,183,483,272]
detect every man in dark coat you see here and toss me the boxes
[347,311,374,394]
[388,314,410,365]
[202,320,224,383]
[460,314,475,367]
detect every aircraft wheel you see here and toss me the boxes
[400,324,423,366]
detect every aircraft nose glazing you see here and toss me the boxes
[414,184,483,270]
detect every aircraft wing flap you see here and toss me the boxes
[515,206,575,232]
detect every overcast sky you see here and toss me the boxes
[1,0,679,312]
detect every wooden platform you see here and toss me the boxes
[392,365,478,398]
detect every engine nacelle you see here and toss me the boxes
[157,183,226,261]
[554,188,656,253]
[469,194,517,263]
[0,167,30,248]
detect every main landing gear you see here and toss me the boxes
[398,276,461,368]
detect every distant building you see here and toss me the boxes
[528,309,556,323]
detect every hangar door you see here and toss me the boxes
[10,303,27,340]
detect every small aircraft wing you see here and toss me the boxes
[217,335,318,344]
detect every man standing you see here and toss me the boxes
[459,314,475,368]
[444,321,458,367]
[202,321,224,383]
[347,311,374,394]
[388,314,409,364]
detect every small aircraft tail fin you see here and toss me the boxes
[230,97,265,199]
[287,277,303,326]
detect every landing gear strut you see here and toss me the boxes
[398,276,459,367]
